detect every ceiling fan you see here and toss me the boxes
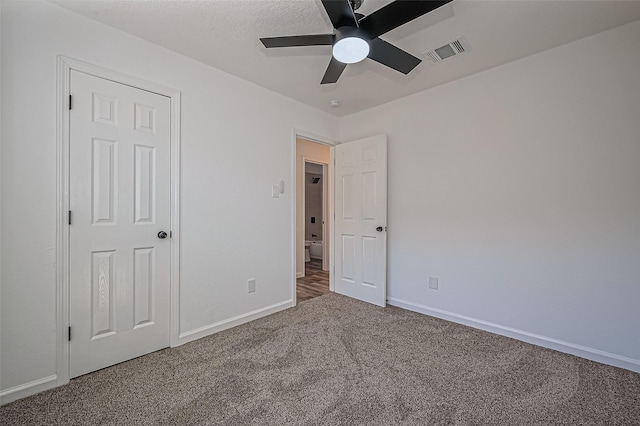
[260,0,453,84]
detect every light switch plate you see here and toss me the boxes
[429,276,439,290]
[272,185,279,198]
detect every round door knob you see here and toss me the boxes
[376,226,384,232]
[157,231,168,239]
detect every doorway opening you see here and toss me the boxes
[295,136,332,303]
[292,132,387,308]
[298,161,330,302]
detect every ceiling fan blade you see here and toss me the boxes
[360,0,453,39]
[260,34,334,48]
[368,38,421,74]
[321,57,348,84]
[321,0,358,29]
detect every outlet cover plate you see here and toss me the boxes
[429,276,439,290]
[248,278,256,293]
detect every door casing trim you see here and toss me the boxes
[56,56,182,388]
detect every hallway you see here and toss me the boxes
[296,258,329,302]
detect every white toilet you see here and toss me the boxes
[308,240,323,259]
[304,241,311,262]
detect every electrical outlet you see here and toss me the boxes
[248,279,256,293]
[428,276,439,290]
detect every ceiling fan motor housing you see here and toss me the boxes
[335,26,370,42]
[349,0,363,11]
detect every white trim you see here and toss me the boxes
[169,87,182,348]
[301,158,307,278]
[321,163,329,271]
[56,57,182,390]
[0,2,3,404]
[329,147,335,292]
[388,297,640,373]
[55,56,71,389]
[291,129,336,306]
[177,300,293,345]
[0,375,58,405]
[291,131,297,305]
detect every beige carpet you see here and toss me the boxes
[2,293,639,425]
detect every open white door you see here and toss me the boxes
[334,135,387,307]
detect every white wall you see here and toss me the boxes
[340,19,640,369]
[0,0,338,398]
[3,0,639,403]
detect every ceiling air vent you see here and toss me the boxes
[422,37,469,64]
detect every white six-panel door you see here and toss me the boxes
[69,70,171,378]
[334,135,387,307]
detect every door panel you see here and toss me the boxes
[69,70,171,378]
[91,250,116,338]
[334,135,387,306]
[133,247,154,327]
[92,138,117,224]
[134,144,156,224]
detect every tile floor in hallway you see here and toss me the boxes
[296,258,330,302]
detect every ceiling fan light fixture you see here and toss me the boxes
[259,0,454,84]
[333,27,370,64]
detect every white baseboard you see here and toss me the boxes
[176,300,293,346]
[296,272,304,278]
[1,301,294,405]
[388,297,640,373]
[0,374,58,405]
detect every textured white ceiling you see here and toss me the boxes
[53,0,640,117]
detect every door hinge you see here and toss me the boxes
[68,210,72,225]
[68,326,71,342]
[69,94,72,110]
[170,231,173,238]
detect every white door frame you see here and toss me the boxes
[56,56,181,386]
[321,162,330,271]
[291,130,335,306]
